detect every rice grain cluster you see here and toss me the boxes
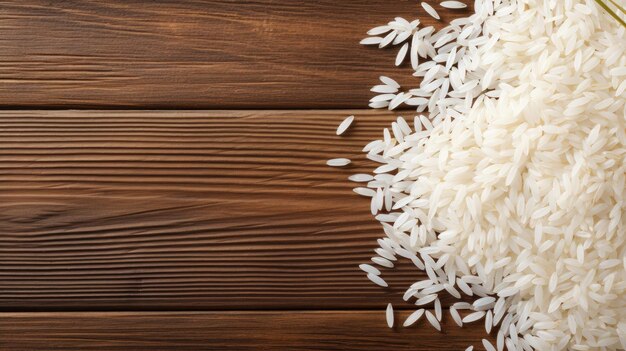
[338,0,626,350]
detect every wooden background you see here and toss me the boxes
[0,1,495,350]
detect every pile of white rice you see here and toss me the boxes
[334,0,626,350]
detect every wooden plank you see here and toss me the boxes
[0,109,471,311]
[0,311,494,351]
[0,1,469,108]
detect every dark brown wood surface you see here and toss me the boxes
[0,0,467,109]
[0,109,422,311]
[0,311,493,351]
[0,1,487,350]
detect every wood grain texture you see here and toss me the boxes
[0,109,475,311]
[0,0,469,109]
[0,311,495,351]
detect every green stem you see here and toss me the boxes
[595,0,626,28]
[607,0,626,15]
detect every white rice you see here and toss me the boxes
[386,303,394,328]
[396,43,409,66]
[374,248,396,261]
[434,298,442,321]
[403,308,425,327]
[352,187,376,197]
[336,115,354,135]
[497,330,505,351]
[440,1,467,9]
[482,339,496,351]
[379,30,397,48]
[379,238,397,251]
[349,174,374,182]
[368,25,392,36]
[368,273,388,288]
[371,256,394,268]
[485,310,493,334]
[350,0,626,349]
[371,85,398,94]
[443,283,461,299]
[326,158,350,167]
[421,284,444,295]
[388,92,411,110]
[473,296,496,309]
[425,310,441,331]
[456,277,473,296]
[415,293,437,306]
[380,76,400,89]
[450,307,463,327]
[370,94,395,103]
[411,280,434,290]
[463,311,486,323]
[403,287,417,301]
[421,2,441,20]
[360,37,383,45]
[359,263,381,276]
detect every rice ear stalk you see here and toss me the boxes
[595,0,626,28]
